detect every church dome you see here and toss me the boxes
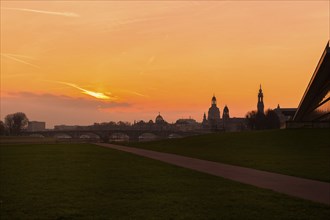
[224,105,229,113]
[212,95,216,102]
[155,113,165,124]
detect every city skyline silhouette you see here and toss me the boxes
[1,1,329,127]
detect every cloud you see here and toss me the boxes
[3,7,80,17]
[6,92,130,110]
[49,81,118,101]
[1,53,40,69]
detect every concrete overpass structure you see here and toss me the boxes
[288,41,330,128]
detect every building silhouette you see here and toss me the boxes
[202,95,246,131]
[274,104,297,128]
[175,118,200,131]
[223,105,229,119]
[27,121,46,132]
[202,112,208,127]
[222,105,229,128]
[155,112,166,125]
[257,84,264,115]
[206,95,221,129]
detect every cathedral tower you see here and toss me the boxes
[202,112,208,128]
[257,84,264,115]
[208,95,221,129]
[223,105,229,120]
[203,112,207,122]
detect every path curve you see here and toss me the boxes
[96,143,330,205]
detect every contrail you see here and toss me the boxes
[148,56,155,65]
[1,53,40,68]
[139,56,156,75]
[122,90,149,98]
[3,7,80,17]
[54,81,117,100]
[2,53,36,60]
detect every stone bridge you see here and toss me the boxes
[23,129,208,142]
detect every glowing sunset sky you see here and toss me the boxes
[1,1,329,128]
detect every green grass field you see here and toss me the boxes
[0,143,329,219]
[0,136,56,145]
[126,129,330,182]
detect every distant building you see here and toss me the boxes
[202,112,208,129]
[27,121,46,132]
[274,105,297,128]
[222,105,230,128]
[202,95,246,131]
[257,85,264,115]
[222,105,229,119]
[175,118,200,131]
[155,112,166,125]
[223,117,246,132]
[54,125,79,131]
[206,95,221,129]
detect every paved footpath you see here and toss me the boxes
[96,143,330,205]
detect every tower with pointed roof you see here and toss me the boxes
[223,105,229,120]
[207,95,221,129]
[257,84,264,115]
[202,112,208,128]
[203,112,207,122]
[222,105,230,130]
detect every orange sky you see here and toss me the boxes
[1,1,329,128]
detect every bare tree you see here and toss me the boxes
[4,112,29,135]
[0,120,6,135]
[265,109,281,129]
[246,109,280,130]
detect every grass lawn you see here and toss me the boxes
[0,136,56,145]
[126,129,330,182]
[0,143,329,219]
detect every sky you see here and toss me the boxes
[1,1,329,128]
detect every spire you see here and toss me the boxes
[258,84,263,98]
[257,84,264,115]
[202,112,207,125]
[223,105,230,119]
[211,94,217,105]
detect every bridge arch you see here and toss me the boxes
[79,133,100,140]
[168,133,182,139]
[54,133,72,139]
[109,132,129,142]
[29,134,45,138]
[138,133,158,141]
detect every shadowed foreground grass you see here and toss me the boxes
[0,136,56,144]
[126,129,330,182]
[0,143,329,219]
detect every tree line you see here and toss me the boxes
[245,109,281,130]
[0,109,281,136]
